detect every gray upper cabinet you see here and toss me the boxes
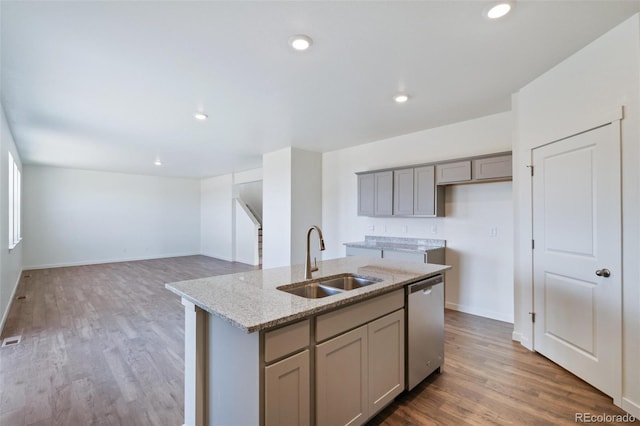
[472,154,512,180]
[356,151,510,217]
[414,165,444,217]
[393,168,414,216]
[436,160,471,184]
[357,173,375,216]
[374,171,393,216]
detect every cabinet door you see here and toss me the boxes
[368,310,405,416]
[345,247,383,258]
[382,250,425,263]
[357,174,375,216]
[393,168,414,216]
[316,326,368,426]
[265,350,310,426]
[436,160,471,184]
[413,165,436,216]
[374,171,393,216]
[472,154,512,180]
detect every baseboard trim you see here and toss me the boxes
[199,252,233,263]
[23,253,202,271]
[622,397,640,419]
[0,268,23,335]
[445,301,514,324]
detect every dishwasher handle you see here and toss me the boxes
[408,274,443,294]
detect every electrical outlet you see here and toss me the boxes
[367,224,374,231]
[402,225,408,233]
[431,225,438,234]
[489,227,498,237]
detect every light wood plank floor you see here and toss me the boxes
[1,256,634,425]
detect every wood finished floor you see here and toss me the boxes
[0,256,634,425]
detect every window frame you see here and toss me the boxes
[8,151,21,249]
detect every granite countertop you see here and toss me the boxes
[166,257,450,334]
[344,236,446,253]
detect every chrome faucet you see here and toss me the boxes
[305,225,326,279]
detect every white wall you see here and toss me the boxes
[262,147,322,269]
[513,15,640,416]
[291,149,322,266]
[22,166,201,269]
[0,103,24,332]
[322,111,514,322]
[262,148,292,269]
[201,174,233,261]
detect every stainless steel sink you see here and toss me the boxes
[277,274,383,299]
[318,275,382,290]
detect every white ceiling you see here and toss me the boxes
[2,1,640,179]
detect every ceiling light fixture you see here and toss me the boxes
[154,159,163,166]
[194,112,208,120]
[289,34,313,51]
[486,2,512,19]
[394,94,409,104]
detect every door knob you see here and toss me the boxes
[595,269,611,278]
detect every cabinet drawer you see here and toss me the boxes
[382,250,425,263]
[472,154,512,180]
[345,247,383,258]
[265,319,310,363]
[316,290,404,342]
[436,161,471,184]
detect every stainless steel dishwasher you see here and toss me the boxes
[406,273,444,390]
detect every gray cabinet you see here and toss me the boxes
[414,165,444,217]
[472,154,512,180]
[264,320,311,426]
[316,308,405,426]
[265,350,310,426]
[316,325,368,426]
[357,171,393,216]
[357,174,375,216]
[367,310,404,416]
[393,168,414,216]
[358,166,443,218]
[436,160,471,184]
[374,171,393,216]
[382,250,425,263]
[345,246,383,258]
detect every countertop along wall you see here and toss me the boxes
[22,166,201,269]
[322,111,514,322]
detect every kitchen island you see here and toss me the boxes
[167,256,450,426]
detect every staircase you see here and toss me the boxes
[258,226,263,267]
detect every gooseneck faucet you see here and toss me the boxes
[305,225,326,279]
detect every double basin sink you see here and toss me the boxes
[277,274,383,299]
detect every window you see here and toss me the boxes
[8,151,21,249]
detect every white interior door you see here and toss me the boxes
[532,122,621,401]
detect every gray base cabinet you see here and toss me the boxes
[316,326,368,426]
[264,350,310,426]
[346,246,445,265]
[345,246,383,258]
[367,309,405,416]
[316,309,405,426]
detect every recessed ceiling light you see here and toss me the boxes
[486,2,512,19]
[154,159,163,166]
[194,112,208,120]
[289,34,313,51]
[394,94,409,103]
